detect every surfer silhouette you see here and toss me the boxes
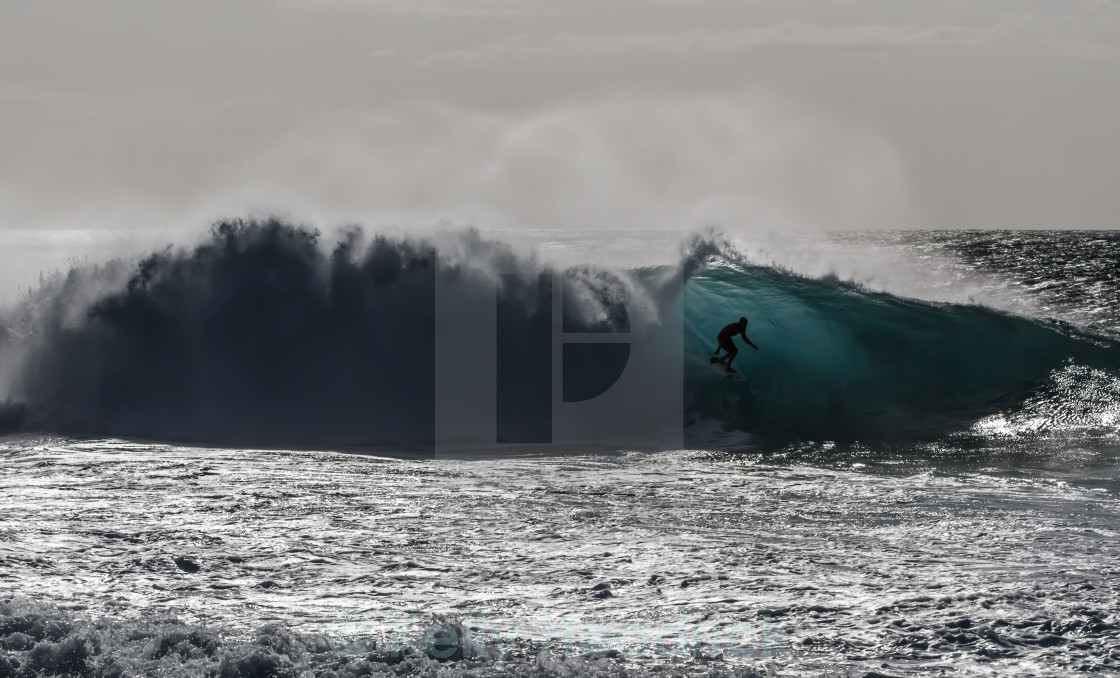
[711,317,759,374]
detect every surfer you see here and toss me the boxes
[711,317,759,373]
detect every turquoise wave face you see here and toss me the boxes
[682,261,1120,442]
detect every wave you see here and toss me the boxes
[683,261,1119,441]
[0,219,1116,449]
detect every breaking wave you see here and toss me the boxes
[0,219,1117,448]
[683,261,1119,441]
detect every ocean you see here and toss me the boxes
[1,225,1119,677]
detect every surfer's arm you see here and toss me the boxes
[744,335,759,351]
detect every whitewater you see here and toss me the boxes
[2,224,1120,677]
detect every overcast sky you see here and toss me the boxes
[1,0,1118,232]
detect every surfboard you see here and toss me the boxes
[709,359,745,382]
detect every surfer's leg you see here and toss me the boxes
[713,347,727,363]
[724,345,738,372]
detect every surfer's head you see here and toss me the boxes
[739,316,748,326]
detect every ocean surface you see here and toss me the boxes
[2,227,1120,677]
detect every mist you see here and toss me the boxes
[2,0,1118,237]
